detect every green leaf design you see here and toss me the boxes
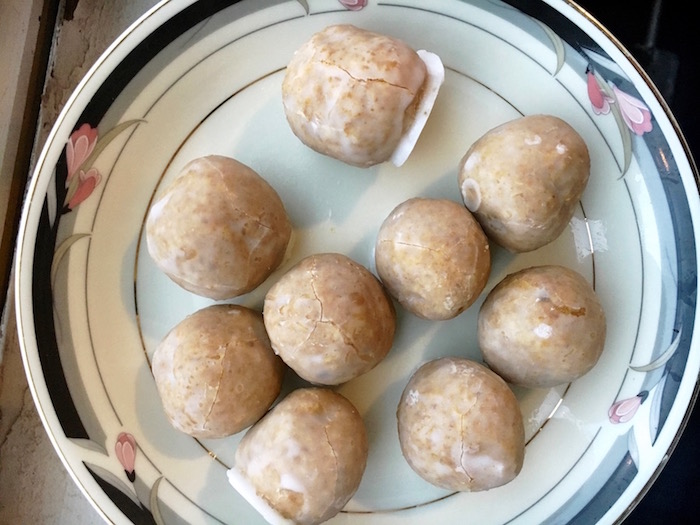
[68,437,108,455]
[78,118,145,174]
[609,105,633,176]
[630,328,682,372]
[149,476,166,525]
[536,20,565,76]
[51,233,91,291]
[84,462,141,507]
[65,168,81,207]
[296,0,309,14]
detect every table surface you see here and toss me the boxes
[0,1,698,524]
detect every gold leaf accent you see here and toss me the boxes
[51,233,91,292]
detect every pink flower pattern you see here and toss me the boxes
[612,84,653,136]
[66,123,98,182]
[115,432,137,482]
[64,123,102,211]
[608,391,648,424]
[67,167,102,210]
[338,0,367,10]
[586,67,652,136]
[586,68,612,115]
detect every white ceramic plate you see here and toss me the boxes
[15,0,700,523]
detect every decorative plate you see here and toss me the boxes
[15,0,700,524]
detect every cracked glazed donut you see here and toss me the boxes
[397,357,525,492]
[282,24,444,167]
[228,388,368,525]
[263,253,396,385]
[458,114,590,252]
[145,155,292,300]
[478,265,607,388]
[151,304,285,439]
[375,197,491,320]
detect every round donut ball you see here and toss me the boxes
[458,114,590,252]
[397,357,525,492]
[146,155,292,300]
[375,197,491,320]
[282,24,444,167]
[263,253,395,385]
[478,265,607,388]
[151,304,285,439]
[229,388,368,525]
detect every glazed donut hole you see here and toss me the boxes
[228,388,368,525]
[263,252,396,385]
[375,197,491,320]
[458,114,590,253]
[478,265,607,388]
[146,155,292,300]
[397,357,525,492]
[282,24,444,168]
[151,304,285,439]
